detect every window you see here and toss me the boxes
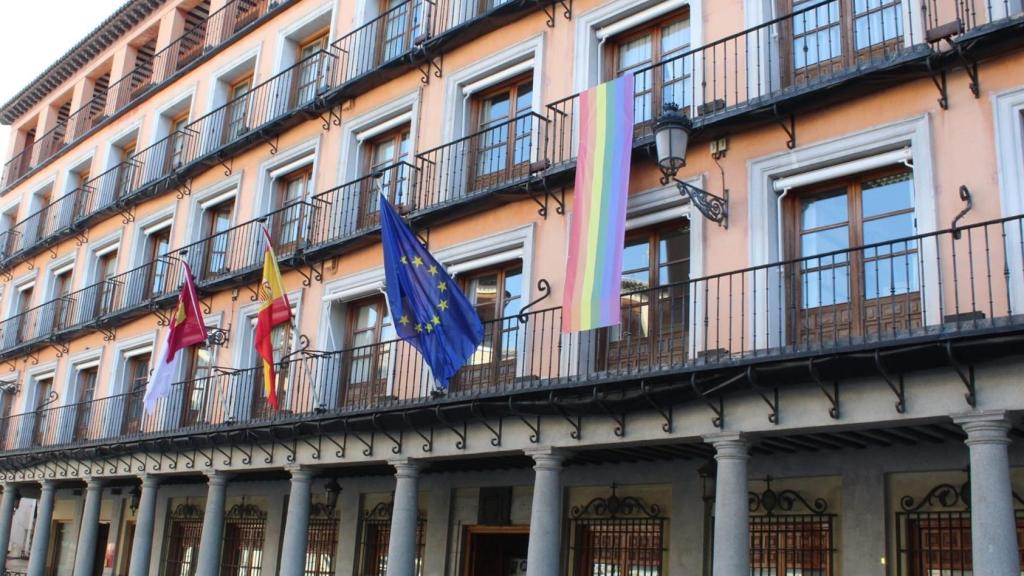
[599,222,690,371]
[114,139,139,201]
[471,77,534,190]
[128,39,158,101]
[450,264,522,393]
[181,336,215,427]
[202,199,235,278]
[72,367,98,441]
[787,169,918,346]
[358,504,425,576]
[121,353,150,435]
[224,75,253,144]
[272,166,312,254]
[359,127,412,228]
[306,508,339,576]
[220,502,266,576]
[31,376,54,445]
[163,501,204,576]
[0,389,14,451]
[569,489,666,576]
[95,250,120,316]
[293,31,330,106]
[166,112,191,171]
[380,0,426,63]
[16,128,36,177]
[144,227,172,298]
[782,0,904,84]
[77,72,110,138]
[251,312,294,418]
[342,296,394,408]
[13,285,35,343]
[51,269,74,331]
[606,12,691,127]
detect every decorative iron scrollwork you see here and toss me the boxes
[900,482,969,513]
[207,326,231,347]
[748,476,828,516]
[516,279,552,323]
[570,484,662,519]
[225,498,267,521]
[364,501,394,520]
[311,498,336,518]
[170,500,204,520]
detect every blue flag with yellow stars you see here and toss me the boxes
[380,193,484,390]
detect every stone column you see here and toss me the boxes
[0,483,20,573]
[195,471,230,576]
[27,479,57,576]
[386,459,421,576]
[705,433,749,576]
[954,410,1021,576]
[525,448,564,576]
[71,477,104,576]
[279,466,314,576]
[128,475,161,576]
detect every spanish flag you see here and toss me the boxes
[254,225,292,410]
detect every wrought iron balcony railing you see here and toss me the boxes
[0,0,283,192]
[1,213,1023,454]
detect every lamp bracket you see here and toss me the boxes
[675,179,728,228]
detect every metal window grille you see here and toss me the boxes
[305,503,340,576]
[163,501,205,576]
[221,499,267,576]
[705,477,836,576]
[568,485,667,576]
[895,481,1024,575]
[357,502,426,576]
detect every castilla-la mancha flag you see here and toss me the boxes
[144,262,208,414]
[254,225,293,410]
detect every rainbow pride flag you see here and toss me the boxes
[562,73,634,333]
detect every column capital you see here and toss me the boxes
[137,474,161,489]
[83,476,105,489]
[953,410,1013,446]
[204,470,232,486]
[38,479,57,491]
[285,465,315,481]
[704,432,749,461]
[389,458,421,478]
[525,447,564,470]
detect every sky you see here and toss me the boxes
[0,0,127,164]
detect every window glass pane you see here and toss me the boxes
[863,212,915,247]
[469,274,499,322]
[515,82,533,114]
[861,173,913,217]
[622,238,651,291]
[801,226,849,258]
[661,19,690,54]
[864,252,919,298]
[801,265,851,308]
[800,191,848,230]
[618,34,652,72]
[502,268,523,317]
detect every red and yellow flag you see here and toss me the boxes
[254,225,292,410]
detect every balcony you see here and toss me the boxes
[1,213,1022,455]
[0,0,285,193]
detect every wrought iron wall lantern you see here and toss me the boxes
[653,104,729,228]
[129,485,142,514]
[324,477,342,514]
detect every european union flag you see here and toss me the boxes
[380,193,484,390]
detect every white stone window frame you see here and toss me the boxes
[19,361,59,448]
[107,332,156,437]
[129,205,177,269]
[561,180,705,377]
[320,224,538,387]
[338,91,420,185]
[141,86,197,183]
[159,311,224,431]
[55,349,104,444]
[747,113,937,350]
[84,230,124,286]
[442,34,545,143]
[43,255,76,305]
[24,176,58,245]
[4,273,37,320]
[200,45,262,155]
[59,150,98,197]
[273,1,338,73]
[231,289,303,417]
[255,137,320,217]
[574,0,703,93]
[102,121,144,173]
[186,173,243,245]
[994,85,1024,313]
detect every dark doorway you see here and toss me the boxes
[92,522,110,576]
[461,526,529,576]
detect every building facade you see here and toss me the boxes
[0,0,1021,575]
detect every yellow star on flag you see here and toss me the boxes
[425,323,434,333]
[399,315,410,326]
[431,314,441,325]
[437,281,447,292]
[438,299,449,311]
[415,324,423,333]
[427,265,438,276]
[400,256,408,265]
[412,255,423,267]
